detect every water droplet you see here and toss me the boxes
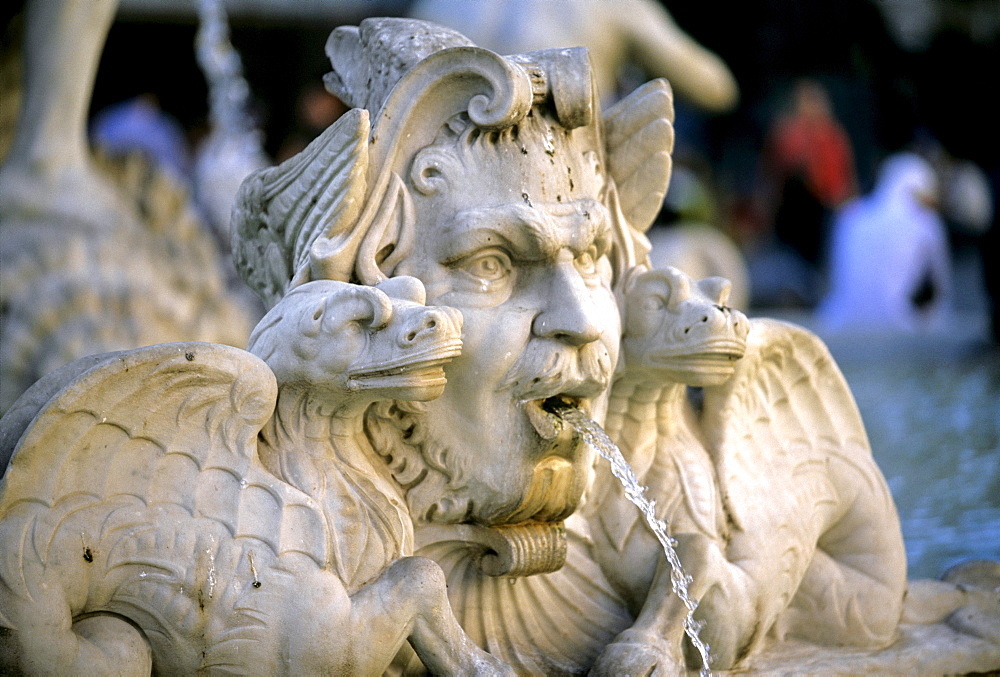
[553,403,713,675]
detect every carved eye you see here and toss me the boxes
[642,294,666,312]
[460,250,512,284]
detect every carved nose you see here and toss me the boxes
[401,311,438,346]
[532,314,602,346]
[730,308,749,340]
[532,259,604,346]
[532,294,602,347]
[682,304,749,340]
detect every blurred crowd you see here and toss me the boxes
[5,0,995,341]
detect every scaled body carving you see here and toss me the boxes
[0,280,506,675]
[0,0,254,413]
[2,14,998,676]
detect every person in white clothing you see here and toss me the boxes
[818,152,952,332]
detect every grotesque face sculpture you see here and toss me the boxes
[390,111,621,525]
[233,18,674,531]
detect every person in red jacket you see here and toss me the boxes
[765,79,858,270]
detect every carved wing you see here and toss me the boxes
[697,319,906,648]
[230,109,370,309]
[701,319,877,537]
[0,342,276,517]
[603,78,675,234]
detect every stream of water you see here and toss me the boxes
[551,403,713,676]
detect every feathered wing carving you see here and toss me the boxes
[699,318,906,646]
[603,78,675,234]
[702,319,875,535]
[0,350,125,473]
[2,342,272,505]
[0,342,325,566]
[231,109,370,308]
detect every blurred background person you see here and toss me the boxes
[764,80,858,269]
[747,79,858,308]
[818,152,951,332]
[91,92,192,181]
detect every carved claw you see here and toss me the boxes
[589,628,686,677]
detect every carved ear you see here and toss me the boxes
[376,276,427,305]
[309,173,415,285]
[604,78,675,233]
[231,109,370,308]
[410,147,462,196]
[697,276,732,307]
[335,285,394,331]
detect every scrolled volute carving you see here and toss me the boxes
[416,522,568,578]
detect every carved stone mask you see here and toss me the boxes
[231,17,675,527]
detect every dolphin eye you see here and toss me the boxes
[642,294,666,312]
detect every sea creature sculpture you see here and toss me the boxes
[0,0,254,413]
[0,278,509,675]
[590,265,908,672]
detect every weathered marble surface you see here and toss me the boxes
[1,15,997,675]
[0,0,254,414]
[0,281,507,674]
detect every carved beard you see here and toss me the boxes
[363,339,613,525]
[364,398,472,523]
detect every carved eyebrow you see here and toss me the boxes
[438,200,611,264]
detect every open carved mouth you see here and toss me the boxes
[649,338,747,362]
[347,340,463,392]
[648,350,743,379]
[523,395,586,440]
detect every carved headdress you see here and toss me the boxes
[232,18,674,308]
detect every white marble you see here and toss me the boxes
[0,0,254,414]
[1,16,997,675]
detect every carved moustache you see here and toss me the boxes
[498,339,613,401]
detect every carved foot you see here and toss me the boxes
[378,557,515,676]
[589,628,686,677]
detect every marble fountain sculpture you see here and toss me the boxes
[1,17,998,675]
[0,0,256,414]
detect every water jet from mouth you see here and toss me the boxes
[547,400,713,676]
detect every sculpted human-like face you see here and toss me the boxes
[393,115,622,526]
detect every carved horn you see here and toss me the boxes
[366,45,534,180]
[311,43,535,286]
